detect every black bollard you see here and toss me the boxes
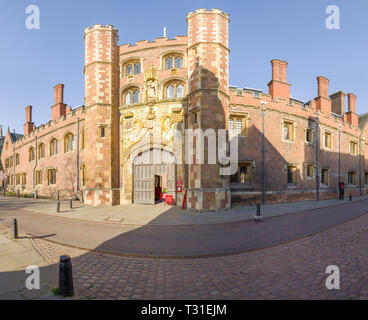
[56,201,60,213]
[69,199,73,209]
[256,203,261,217]
[2,188,5,197]
[34,190,37,199]
[58,255,74,297]
[17,190,20,197]
[12,218,18,239]
[350,194,352,201]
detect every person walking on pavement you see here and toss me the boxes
[338,180,345,200]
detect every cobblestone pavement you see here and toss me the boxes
[0,199,368,257]
[23,212,368,300]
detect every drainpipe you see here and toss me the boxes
[261,101,267,204]
[359,134,362,196]
[338,126,341,182]
[13,144,15,189]
[33,136,38,189]
[315,117,320,201]
[76,118,80,196]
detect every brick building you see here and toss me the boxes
[1,8,368,209]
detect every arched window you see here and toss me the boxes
[29,147,35,162]
[175,57,183,69]
[176,84,184,98]
[125,92,132,105]
[166,85,175,99]
[126,64,133,76]
[64,133,74,152]
[165,83,184,99]
[38,143,45,159]
[81,164,87,187]
[165,57,173,70]
[123,87,140,105]
[15,153,20,166]
[133,90,140,104]
[134,62,141,74]
[81,129,86,150]
[50,138,58,156]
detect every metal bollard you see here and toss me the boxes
[58,255,74,297]
[69,199,73,209]
[56,190,59,201]
[17,190,20,197]
[56,201,60,213]
[350,194,352,201]
[34,190,38,199]
[12,218,18,239]
[254,203,264,222]
[2,188,5,197]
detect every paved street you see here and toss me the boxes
[1,197,368,299]
[0,198,368,257]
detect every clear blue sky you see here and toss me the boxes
[1,0,367,134]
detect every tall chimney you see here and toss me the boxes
[51,84,66,120]
[268,59,291,100]
[24,105,35,136]
[315,76,331,114]
[347,93,356,113]
[317,76,329,97]
[345,93,358,126]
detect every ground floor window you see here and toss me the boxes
[230,163,252,184]
[22,173,27,186]
[16,174,20,185]
[47,169,57,185]
[348,171,357,185]
[81,165,86,187]
[306,164,314,178]
[36,171,42,185]
[365,172,368,185]
[321,168,329,186]
[287,165,297,185]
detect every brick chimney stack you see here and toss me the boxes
[51,84,66,120]
[315,76,331,114]
[347,93,357,113]
[329,91,346,115]
[24,105,35,136]
[268,59,291,101]
[345,93,358,126]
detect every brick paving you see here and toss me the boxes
[26,212,368,300]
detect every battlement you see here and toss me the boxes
[84,24,118,35]
[120,35,188,54]
[187,8,230,21]
[15,105,86,146]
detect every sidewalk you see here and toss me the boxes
[1,194,368,226]
[0,224,57,299]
